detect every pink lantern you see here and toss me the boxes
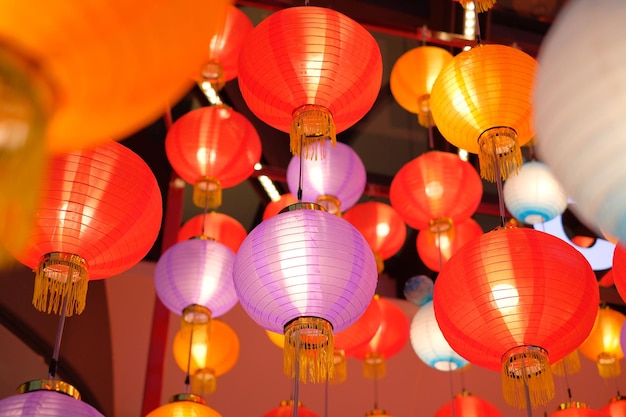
[233,203,378,383]
[286,140,366,214]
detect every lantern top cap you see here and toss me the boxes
[558,402,589,410]
[17,379,81,400]
[168,393,206,405]
[279,202,327,214]
[182,304,212,325]
[279,400,304,407]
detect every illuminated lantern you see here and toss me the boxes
[263,193,299,221]
[177,212,247,253]
[433,226,598,409]
[390,45,453,127]
[172,319,239,395]
[0,380,104,416]
[389,151,482,237]
[602,396,626,417]
[548,402,611,417]
[233,203,378,383]
[454,0,495,12]
[261,400,320,417]
[403,275,434,307]
[578,305,626,378]
[503,161,568,225]
[343,201,407,273]
[613,244,626,302]
[237,6,382,157]
[286,140,366,215]
[410,301,469,371]
[6,141,162,316]
[417,218,483,272]
[434,391,503,417]
[146,394,222,417]
[430,44,536,182]
[351,295,410,380]
[165,105,261,210]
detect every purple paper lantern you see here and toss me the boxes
[233,203,378,383]
[286,140,366,214]
[154,238,237,318]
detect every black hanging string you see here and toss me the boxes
[474,3,482,46]
[492,138,507,228]
[48,296,69,379]
[184,322,195,392]
[297,133,304,202]
[293,328,301,417]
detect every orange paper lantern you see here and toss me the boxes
[237,6,382,157]
[146,394,222,417]
[548,402,611,417]
[177,212,247,253]
[433,226,599,409]
[434,391,503,417]
[417,218,483,272]
[430,44,536,182]
[578,305,626,378]
[261,400,319,417]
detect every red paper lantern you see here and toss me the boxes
[262,194,299,221]
[6,141,162,316]
[177,212,247,253]
[261,400,319,417]
[602,396,626,417]
[237,6,382,157]
[612,244,626,303]
[548,402,611,417]
[343,202,407,273]
[434,391,503,417]
[433,226,599,409]
[165,105,261,209]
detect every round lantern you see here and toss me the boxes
[351,295,410,380]
[237,6,382,158]
[433,226,599,409]
[534,0,626,243]
[403,275,434,307]
[613,244,626,303]
[578,305,626,378]
[5,141,162,316]
[0,380,104,417]
[602,396,626,417]
[503,161,568,225]
[261,400,320,417]
[417,218,483,272]
[430,44,536,182]
[548,402,611,417]
[434,391,503,417]
[389,150,483,235]
[165,104,261,209]
[177,212,247,253]
[343,201,407,273]
[410,300,469,371]
[233,203,378,383]
[154,238,237,319]
[172,318,239,395]
[390,45,453,127]
[146,393,221,417]
[286,140,366,215]
[263,193,299,221]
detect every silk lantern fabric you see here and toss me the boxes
[237,6,382,157]
[6,140,162,316]
[433,226,598,408]
[146,394,222,417]
[417,218,483,272]
[390,45,453,127]
[286,140,366,214]
[0,383,104,417]
[548,403,611,417]
[578,305,626,378]
[154,238,237,318]
[177,212,247,253]
[430,44,536,182]
[389,151,482,232]
[261,401,320,417]
[433,392,503,417]
[534,0,626,245]
[503,161,568,225]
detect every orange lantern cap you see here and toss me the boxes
[417,218,483,272]
[578,305,626,378]
[177,212,247,253]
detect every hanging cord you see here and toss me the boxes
[448,362,457,417]
[373,368,379,410]
[292,327,301,417]
[522,354,534,417]
[47,296,69,379]
[421,25,428,47]
[297,133,304,202]
[201,194,210,238]
[474,2,482,45]
[324,374,329,417]
[184,322,195,392]
[492,138,507,228]
[563,360,573,401]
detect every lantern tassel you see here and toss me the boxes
[193,176,222,210]
[363,352,387,380]
[331,349,347,384]
[33,252,89,317]
[191,369,217,395]
[290,105,336,159]
[478,126,523,183]
[458,0,496,13]
[284,317,334,383]
[597,353,621,378]
[502,346,555,409]
[551,350,581,376]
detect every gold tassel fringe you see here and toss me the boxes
[598,353,621,378]
[290,105,336,159]
[502,346,555,409]
[363,352,387,380]
[331,349,347,384]
[478,126,522,183]
[551,350,581,376]
[33,252,89,316]
[284,317,334,383]
[191,368,217,395]
[417,94,433,127]
[458,0,496,12]
[194,176,222,210]
[374,252,384,275]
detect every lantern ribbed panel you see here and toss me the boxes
[578,307,626,367]
[613,244,626,303]
[389,151,483,230]
[337,296,382,357]
[0,390,104,416]
[208,5,253,82]
[165,106,261,188]
[548,405,611,417]
[433,227,599,371]
[237,6,382,134]
[390,46,453,115]
[154,239,237,318]
[534,0,626,244]
[503,161,568,225]
[430,44,536,155]
[263,194,299,221]
[261,402,320,417]
[417,218,483,272]
[146,401,222,417]
[410,301,469,371]
[177,212,247,253]
[434,393,503,417]
[233,208,378,333]
[286,141,366,212]
[343,202,407,260]
[8,141,162,279]
[602,398,626,417]
[351,296,410,361]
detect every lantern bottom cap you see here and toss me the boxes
[477,126,522,183]
[290,105,336,159]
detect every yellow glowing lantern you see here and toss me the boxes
[579,305,626,378]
